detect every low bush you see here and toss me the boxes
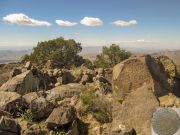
[80,89,112,123]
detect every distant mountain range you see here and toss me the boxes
[0,47,180,68]
[0,50,31,64]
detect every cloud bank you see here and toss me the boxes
[112,20,138,26]
[3,13,51,26]
[56,19,77,26]
[80,17,103,26]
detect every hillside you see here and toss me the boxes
[0,55,179,135]
[0,50,31,64]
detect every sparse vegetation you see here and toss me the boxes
[50,130,66,135]
[94,44,131,68]
[80,89,112,123]
[20,109,33,122]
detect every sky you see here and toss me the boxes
[0,0,180,50]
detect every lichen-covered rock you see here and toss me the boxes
[112,56,153,98]
[110,84,159,135]
[112,55,179,98]
[159,93,180,107]
[156,55,176,78]
[46,106,75,130]
[23,124,48,135]
[46,83,85,102]
[0,71,40,94]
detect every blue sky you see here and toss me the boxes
[0,0,180,50]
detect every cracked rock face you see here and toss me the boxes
[112,55,179,99]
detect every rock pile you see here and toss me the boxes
[0,55,179,135]
[111,55,180,135]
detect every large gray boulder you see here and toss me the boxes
[46,83,85,102]
[0,71,40,94]
[112,55,179,98]
[105,84,159,135]
[46,106,75,130]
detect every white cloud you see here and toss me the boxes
[55,19,78,26]
[75,32,79,35]
[112,20,138,27]
[3,13,51,27]
[80,17,103,26]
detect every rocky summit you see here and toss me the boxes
[0,55,179,135]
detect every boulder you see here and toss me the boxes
[0,116,19,135]
[46,106,75,130]
[111,84,159,135]
[46,83,85,102]
[158,93,180,107]
[18,120,32,135]
[0,92,22,115]
[0,71,40,94]
[30,97,54,120]
[23,92,39,105]
[112,55,179,98]
[102,123,135,135]
[23,124,48,135]
[156,55,176,78]
[93,75,112,93]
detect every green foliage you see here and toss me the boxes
[81,89,97,111]
[93,111,110,123]
[80,89,112,123]
[83,59,94,69]
[20,109,33,122]
[21,37,87,68]
[94,44,131,68]
[50,130,66,135]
